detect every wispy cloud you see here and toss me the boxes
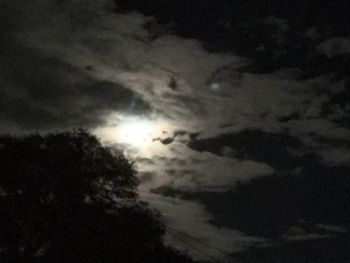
[2,0,350,260]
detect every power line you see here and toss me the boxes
[166,228,225,263]
[112,198,228,262]
[166,224,231,257]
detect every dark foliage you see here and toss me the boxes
[0,130,193,263]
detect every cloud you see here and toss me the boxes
[0,0,245,135]
[188,129,301,169]
[2,0,350,260]
[0,41,151,133]
[139,191,264,262]
[139,142,273,192]
[319,147,350,167]
[0,0,156,133]
[289,118,350,141]
[4,0,348,144]
[317,38,350,58]
[232,234,350,263]
[154,161,350,240]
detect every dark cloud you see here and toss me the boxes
[0,40,151,132]
[317,38,350,58]
[188,129,301,169]
[144,144,273,193]
[117,0,350,75]
[232,234,350,263]
[2,0,350,261]
[153,160,350,238]
[152,129,188,145]
[116,1,350,44]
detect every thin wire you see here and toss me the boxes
[166,224,231,257]
[113,198,227,262]
[166,228,225,263]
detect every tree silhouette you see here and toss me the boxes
[0,129,193,263]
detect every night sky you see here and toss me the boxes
[1,0,350,262]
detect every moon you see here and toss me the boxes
[94,115,175,155]
[118,119,155,146]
